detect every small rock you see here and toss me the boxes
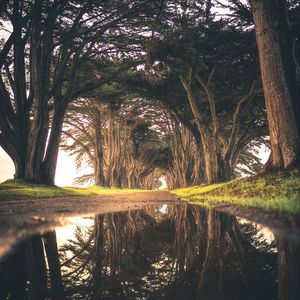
[31,216,46,222]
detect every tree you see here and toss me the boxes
[123,64,268,186]
[61,95,167,188]
[162,111,203,188]
[0,0,157,184]
[142,0,270,183]
[250,0,300,169]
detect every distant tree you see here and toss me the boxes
[61,95,167,188]
[161,111,203,189]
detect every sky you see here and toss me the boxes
[0,148,14,183]
[0,147,79,186]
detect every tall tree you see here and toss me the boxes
[250,0,300,169]
[0,0,156,184]
[144,14,267,183]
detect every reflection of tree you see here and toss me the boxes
[168,204,207,276]
[2,205,297,299]
[58,205,281,300]
[59,225,95,299]
[92,215,104,299]
[44,232,66,300]
[0,231,65,300]
[277,236,300,300]
[165,206,278,300]
[59,208,162,299]
[0,244,27,300]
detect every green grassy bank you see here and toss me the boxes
[171,169,300,213]
[0,179,145,202]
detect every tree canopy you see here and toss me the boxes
[0,0,298,187]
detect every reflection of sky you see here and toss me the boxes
[158,204,168,214]
[56,216,94,248]
[237,217,275,245]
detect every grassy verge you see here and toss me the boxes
[0,179,147,202]
[171,169,300,213]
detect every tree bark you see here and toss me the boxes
[180,74,218,184]
[251,0,300,169]
[43,101,69,185]
[94,110,106,186]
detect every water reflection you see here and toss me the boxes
[0,204,299,300]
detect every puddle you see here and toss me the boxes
[0,203,299,299]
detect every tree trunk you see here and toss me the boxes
[219,159,233,182]
[24,4,51,183]
[94,111,106,186]
[251,0,300,169]
[200,127,218,184]
[180,74,219,184]
[43,231,66,300]
[43,101,69,185]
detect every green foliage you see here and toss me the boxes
[171,169,300,213]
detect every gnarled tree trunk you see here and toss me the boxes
[251,0,300,169]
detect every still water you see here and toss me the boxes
[0,203,299,300]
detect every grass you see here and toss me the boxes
[171,169,300,213]
[0,179,147,202]
[1,170,299,213]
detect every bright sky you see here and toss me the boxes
[0,147,79,186]
[0,148,14,183]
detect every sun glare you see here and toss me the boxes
[0,146,86,186]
